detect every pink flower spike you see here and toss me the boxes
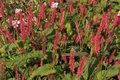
[50,8,57,22]
[49,0,53,6]
[113,14,120,28]
[4,29,15,43]
[118,71,120,80]
[61,53,67,63]
[53,31,61,51]
[109,49,116,63]
[76,56,87,78]
[80,3,86,18]
[61,33,66,46]
[38,3,46,20]
[69,49,75,73]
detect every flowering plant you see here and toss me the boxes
[0,0,120,80]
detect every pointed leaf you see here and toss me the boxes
[29,64,56,80]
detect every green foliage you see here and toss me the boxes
[6,51,43,68]
[65,22,73,36]
[29,64,56,80]
[0,0,120,80]
[96,65,120,80]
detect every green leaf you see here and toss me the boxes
[63,73,79,80]
[29,64,56,80]
[0,42,18,53]
[8,78,16,80]
[47,42,53,51]
[45,28,53,36]
[63,73,72,80]
[82,58,91,80]
[65,22,73,36]
[72,74,79,80]
[100,0,107,9]
[6,51,43,68]
[7,43,18,51]
[115,52,120,60]
[96,64,120,80]
[0,46,6,53]
[96,70,106,80]
[80,0,87,3]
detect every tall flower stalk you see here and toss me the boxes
[53,31,61,51]
[76,56,87,78]
[69,49,75,73]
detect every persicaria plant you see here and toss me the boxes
[0,0,120,80]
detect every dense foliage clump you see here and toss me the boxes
[0,0,120,80]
